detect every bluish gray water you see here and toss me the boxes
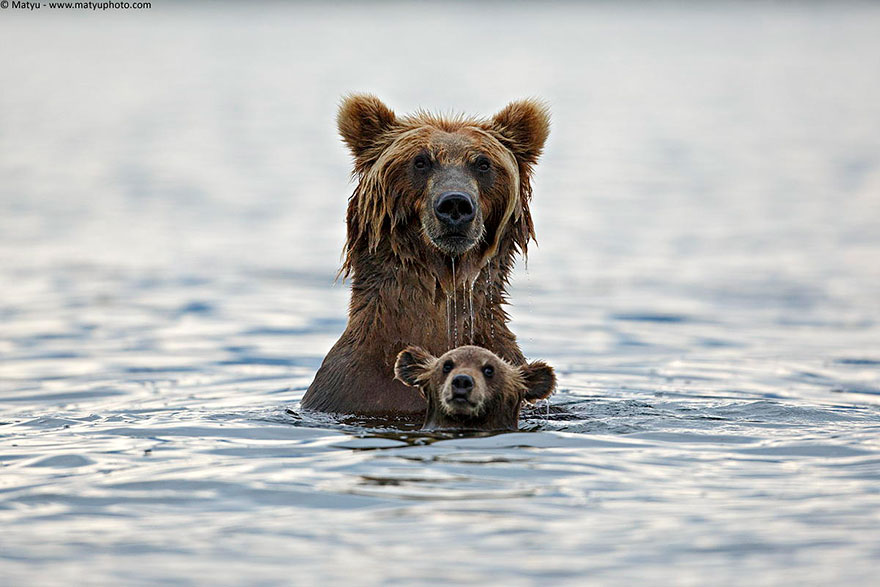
[2,2,880,585]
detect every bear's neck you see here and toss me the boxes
[345,236,524,368]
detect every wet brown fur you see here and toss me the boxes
[394,345,556,431]
[301,95,550,415]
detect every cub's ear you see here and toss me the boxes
[337,94,397,167]
[394,346,436,388]
[520,360,556,403]
[490,99,550,166]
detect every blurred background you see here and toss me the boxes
[2,2,879,354]
[1,2,879,585]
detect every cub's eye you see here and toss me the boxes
[414,155,430,171]
[476,157,491,173]
[482,365,494,378]
[442,360,454,374]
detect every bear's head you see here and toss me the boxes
[337,94,550,275]
[394,345,556,431]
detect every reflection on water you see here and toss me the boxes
[2,2,880,585]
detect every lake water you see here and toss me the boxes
[2,2,880,585]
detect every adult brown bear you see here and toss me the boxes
[301,94,550,415]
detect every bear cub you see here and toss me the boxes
[394,345,556,431]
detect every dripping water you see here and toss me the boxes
[451,257,458,347]
[485,266,495,342]
[467,279,475,345]
[445,294,453,349]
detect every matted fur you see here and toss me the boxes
[302,95,550,415]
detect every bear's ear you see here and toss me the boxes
[394,346,436,388]
[519,360,556,403]
[490,99,550,166]
[337,94,397,166]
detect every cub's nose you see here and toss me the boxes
[451,374,474,400]
[434,192,476,228]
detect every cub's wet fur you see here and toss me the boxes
[394,345,555,431]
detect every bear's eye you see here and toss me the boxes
[413,155,431,171]
[476,157,491,173]
[482,365,494,378]
[442,360,454,374]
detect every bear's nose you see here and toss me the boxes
[434,192,476,227]
[451,374,474,400]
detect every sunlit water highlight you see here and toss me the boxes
[1,2,880,585]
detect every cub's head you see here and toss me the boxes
[337,94,550,271]
[394,345,556,431]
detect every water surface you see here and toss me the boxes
[2,2,880,585]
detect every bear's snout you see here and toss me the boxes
[450,373,475,402]
[434,192,476,229]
